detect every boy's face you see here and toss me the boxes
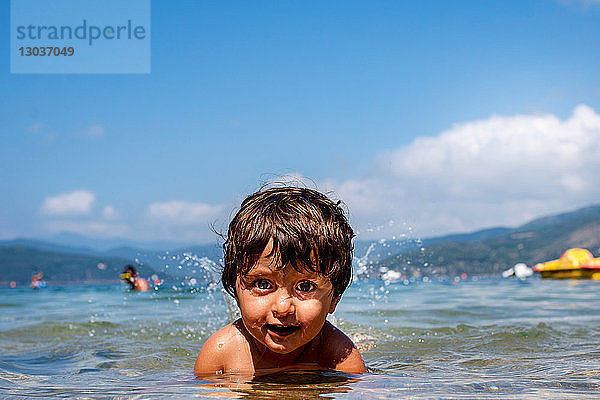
[235,241,338,356]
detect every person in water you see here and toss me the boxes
[120,265,151,292]
[30,271,46,289]
[194,187,366,375]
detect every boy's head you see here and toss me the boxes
[221,187,354,302]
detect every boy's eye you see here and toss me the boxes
[253,279,272,290]
[296,280,316,293]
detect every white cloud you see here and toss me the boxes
[26,122,56,143]
[147,201,223,226]
[27,122,45,134]
[29,106,600,244]
[324,105,600,239]
[41,190,96,216]
[102,205,119,219]
[84,124,106,137]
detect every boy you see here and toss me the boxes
[194,187,366,375]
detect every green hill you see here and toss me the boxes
[0,246,161,286]
[375,205,600,278]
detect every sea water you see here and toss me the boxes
[1,277,600,399]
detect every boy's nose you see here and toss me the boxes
[272,290,295,317]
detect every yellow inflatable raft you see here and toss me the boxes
[533,248,600,279]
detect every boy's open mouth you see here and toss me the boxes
[266,324,300,337]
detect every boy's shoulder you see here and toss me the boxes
[194,319,254,375]
[318,321,366,373]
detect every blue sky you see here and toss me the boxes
[2,0,600,245]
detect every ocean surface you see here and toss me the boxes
[2,275,600,399]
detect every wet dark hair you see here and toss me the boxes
[123,265,137,276]
[221,187,354,301]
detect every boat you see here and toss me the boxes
[533,248,600,279]
[502,263,533,279]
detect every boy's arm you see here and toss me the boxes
[333,345,366,373]
[194,328,227,375]
[322,321,367,374]
[194,320,254,376]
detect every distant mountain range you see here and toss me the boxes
[1,204,599,285]
[373,204,600,278]
[0,240,223,286]
[0,246,148,285]
[353,226,513,263]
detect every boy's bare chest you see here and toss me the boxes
[252,346,322,370]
